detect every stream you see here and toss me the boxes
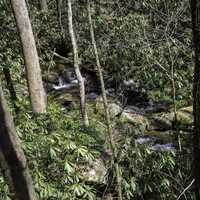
[43,62,194,199]
[45,63,186,152]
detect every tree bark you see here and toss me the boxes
[191,0,200,199]
[87,1,122,199]
[11,0,47,113]
[57,0,64,33]
[0,85,37,200]
[39,0,48,11]
[67,0,89,126]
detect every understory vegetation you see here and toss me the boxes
[0,0,195,199]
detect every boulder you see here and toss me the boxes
[56,63,66,72]
[56,93,76,108]
[177,106,193,125]
[149,106,193,131]
[81,158,107,184]
[44,72,59,84]
[108,103,122,118]
[149,113,173,130]
[62,68,76,83]
[96,97,193,133]
[96,100,149,132]
[146,130,175,143]
[120,112,149,131]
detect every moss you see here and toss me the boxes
[178,106,193,114]
[177,111,193,125]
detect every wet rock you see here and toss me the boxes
[135,137,155,144]
[144,100,171,114]
[88,92,99,100]
[121,112,149,130]
[150,143,175,152]
[150,113,173,130]
[97,96,193,134]
[62,68,76,83]
[108,103,122,118]
[44,72,59,84]
[146,130,175,143]
[149,106,193,131]
[96,101,149,131]
[57,63,66,72]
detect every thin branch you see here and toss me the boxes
[155,62,172,81]
[177,179,194,200]
[50,51,71,63]
[156,170,187,200]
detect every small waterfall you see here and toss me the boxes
[58,77,64,87]
[53,76,78,91]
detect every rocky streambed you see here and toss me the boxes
[44,60,193,199]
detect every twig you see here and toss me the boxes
[155,62,172,81]
[177,179,194,200]
[156,171,187,200]
[50,51,71,63]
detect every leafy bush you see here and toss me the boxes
[0,100,101,200]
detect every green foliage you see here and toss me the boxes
[77,0,192,105]
[0,100,100,200]
[121,143,193,199]
[0,0,194,199]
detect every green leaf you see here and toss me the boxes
[64,161,74,174]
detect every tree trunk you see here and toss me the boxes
[11,0,47,113]
[191,0,200,199]
[57,0,64,33]
[87,1,122,199]
[0,85,37,200]
[67,0,89,126]
[39,0,48,11]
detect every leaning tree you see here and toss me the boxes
[11,0,47,113]
[191,0,200,198]
[0,85,37,200]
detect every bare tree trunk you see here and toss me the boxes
[39,0,48,11]
[166,40,181,151]
[87,1,122,199]
[191,0,200,199]
[67,0,89,126]
[11,0,47,113]
[0,85,37,200]
[57,0,64,34]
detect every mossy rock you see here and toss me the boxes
[149,106,193,130]
[56,93,76,108]
[96,98,193,134]
[56,63,66,72]
[96,100,149,132]
[81,158,107,184]
[177,106,193,125]
[150,113,173,130]
[44,72,58,83]
[179,106,193,113]
[58,93,73,101]
[120,112,149,132]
